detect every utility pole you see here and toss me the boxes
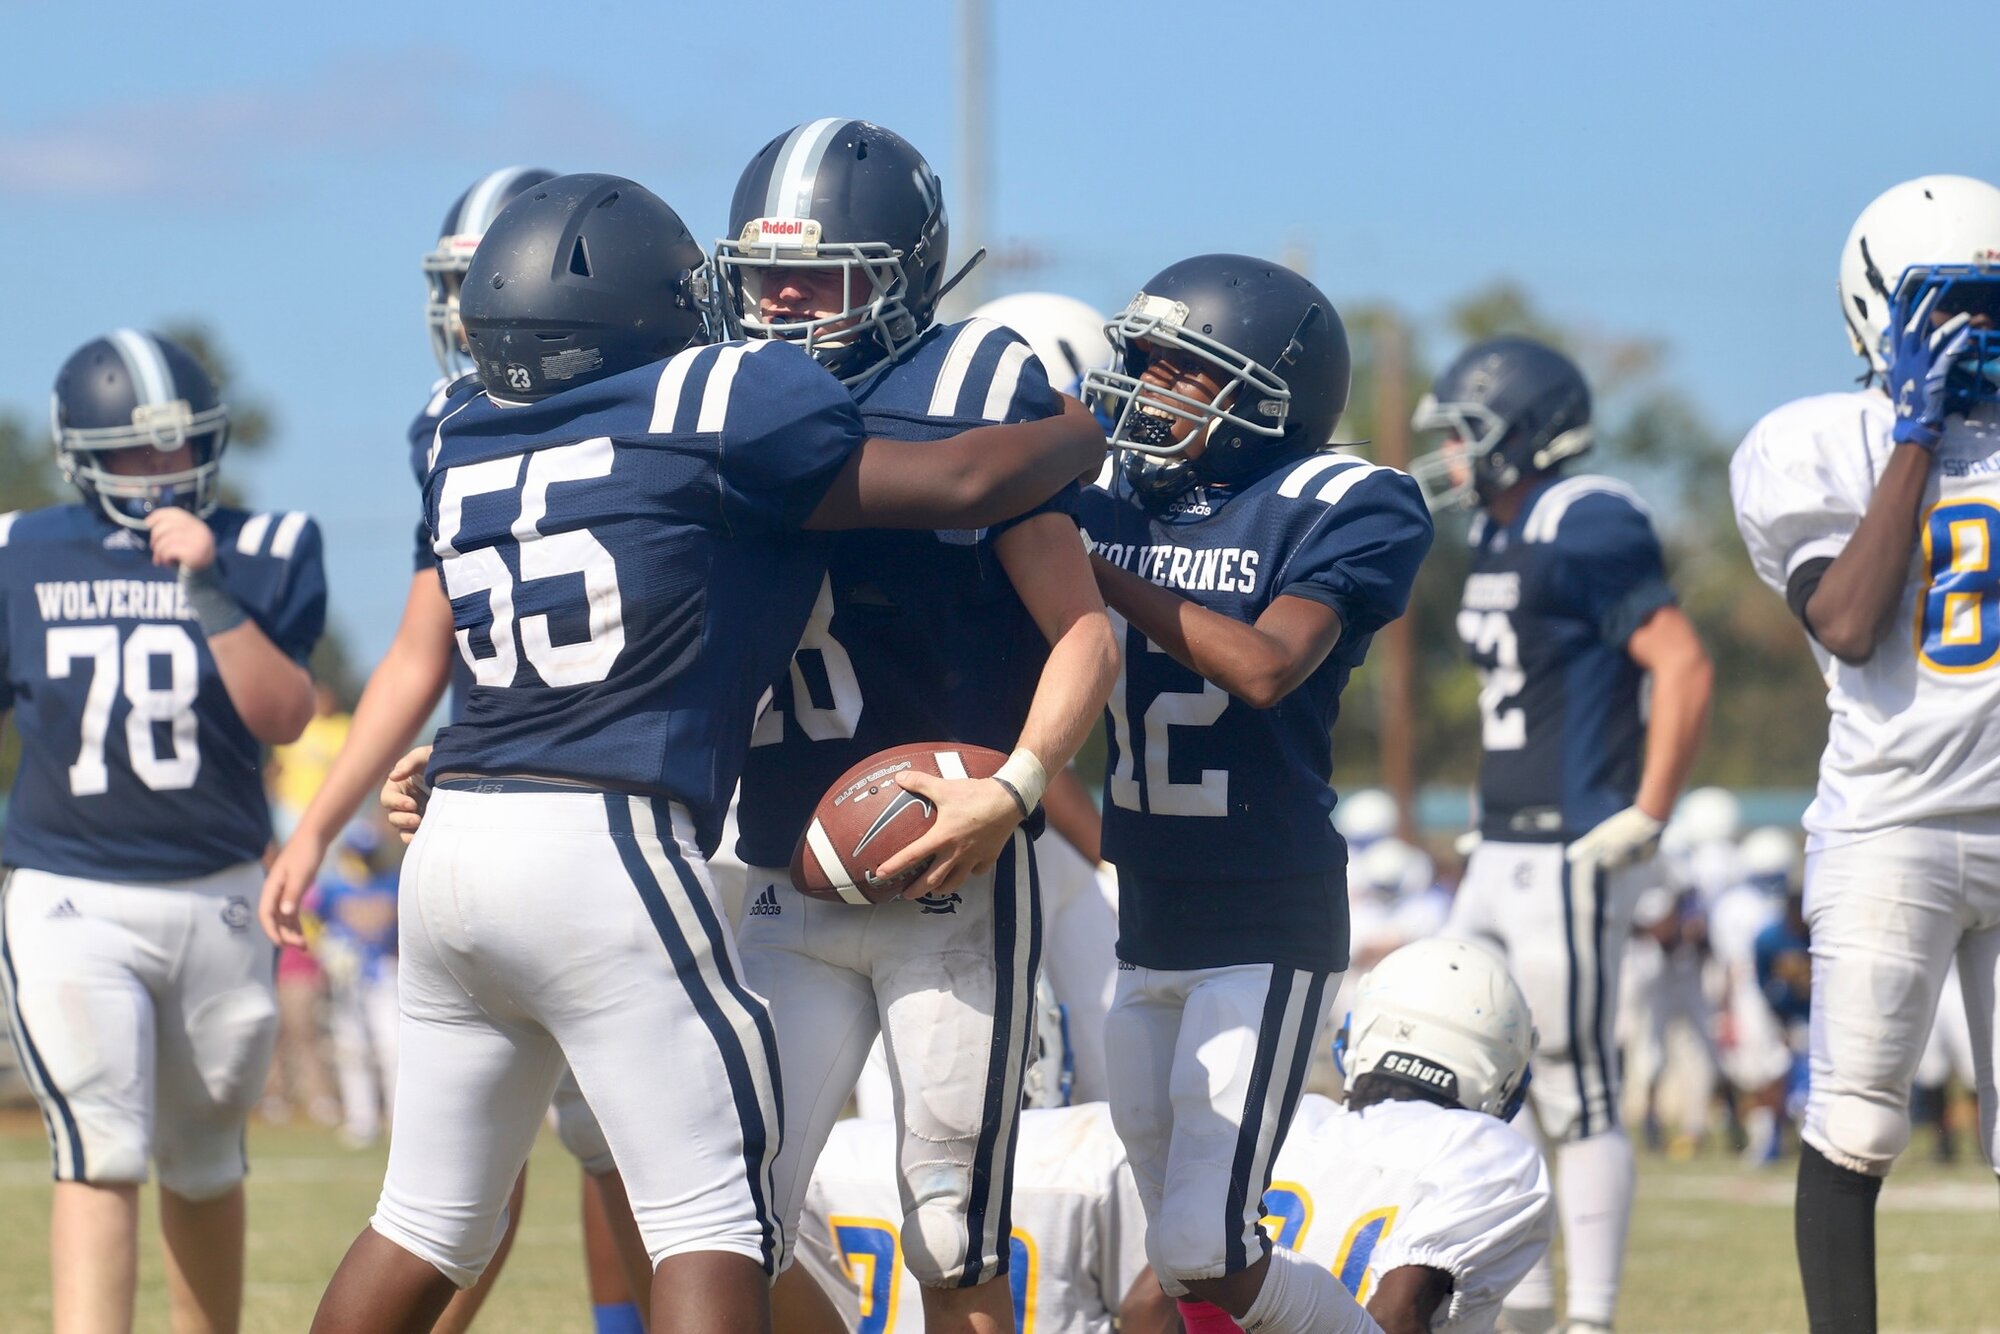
[1374,313,1419,841]
[956,0,991,313]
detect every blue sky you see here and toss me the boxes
[0,0,1993,662]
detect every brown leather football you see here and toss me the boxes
[789,743,1008,904]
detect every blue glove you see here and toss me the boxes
[1887,285,1972,449]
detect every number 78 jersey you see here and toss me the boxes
[1068,454,1432,884]
[1732,392,2000,843]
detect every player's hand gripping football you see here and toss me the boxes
[1887,285,1973,449]
[145,506,217,571]
[380,745,432,843]
[876,770,1024,898]
[1565,804,1666,872]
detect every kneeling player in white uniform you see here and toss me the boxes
[1413,336,1712,1334]
[1731,174,2000,1332]
[798,984,1153,1334]
[1,331,325,1332]
[1262,937,1552,1334]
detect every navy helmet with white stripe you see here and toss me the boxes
[424,165,559,378]
[1410,335,1594,513]
[458,173,713,402]
[1084,254,1351,508]
[715,119,956,383]
[52,330,229,529]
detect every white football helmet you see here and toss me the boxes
[1739,825,1802,891]
[969,292,1114,396]
[1340,937,1535,1118]
[1671,786,1741,848]
[1838,175,2000,377]
[1022,973,1074,1110]
[1354,837,1436,900]
[1334,788,1400,849]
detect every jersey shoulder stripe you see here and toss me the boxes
[0,511,17,547]
[1522,475,1649,544]
[1277,453,1398,507]
[234,512,272,555]
[647,341,769,435]
[232,510,315,559]
[928,318,1005,416]
[269,511,311,559]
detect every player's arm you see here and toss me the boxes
[1043,764,1103,864]
[1796,443,1931,663]
[1092,553,1343,709]
[1365,1265,1452,1334]
[147,507,315,743]
[883,512,1120,896]
[804,395,1105,531]
[1625,604,1712,821]
[1118,1267,1184,1334]
[261,572,456,948]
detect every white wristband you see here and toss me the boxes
[994,747,1049,816]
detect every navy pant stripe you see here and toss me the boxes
[652,801,787,1260]
[603,797,779,1272]
[1587,859,1613,1126]
[1223,967,1297,1274]
[1559,859,1591,1137]
[0,875,86,1180]
[959,832,1037,1286]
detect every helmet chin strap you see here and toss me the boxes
[929,247,988,307]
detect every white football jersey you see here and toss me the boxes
[1732,391,2000,842]
[797,1105,1147,1334]
[1264,1094,1552,1333]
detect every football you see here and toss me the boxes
[789,743,1009,904]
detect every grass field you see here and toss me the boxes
[0,1114,1995,1332]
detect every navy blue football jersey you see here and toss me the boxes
[409,375,478,720]
[733,318,1064,869]
[1069,453,1433,972]
[0,504,326,880]
[1460,474,1674,843]
[420,339,867,856]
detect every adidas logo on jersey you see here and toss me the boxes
[748,886,782,918]
[46,898,81,921]
[1165,488,1213,517]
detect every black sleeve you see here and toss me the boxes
[1786,556,1832,631]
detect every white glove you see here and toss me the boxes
[1565,805,1664,871]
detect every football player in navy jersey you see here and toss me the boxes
[299,173,1104,1334]
[1070,255,1433,1334]
[260,166,661,1334]
[0,330,325,1333]
[716,121,1120,1334]
[1411,336,1712,1334]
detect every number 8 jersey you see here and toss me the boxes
[1732,392,2000,844]
[0,504,326,880]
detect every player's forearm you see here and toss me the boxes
[287,633,452,845]
[207,624,315,744]
[1633,634,1712,821]
[1091,555,1306,709]
[1014,609,1120,781]
[1803,442,1931,661]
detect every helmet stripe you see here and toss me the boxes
[764,117,848,220]
[106,328,173,408]
[461,166,536,237]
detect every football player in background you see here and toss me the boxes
[1266,937,1553,1334]
[795,982,1155,1334]
[259,164,661,1334]
[304,173,1104,1333]
[0,330,325,1333]
[717,120,1119,1334]
[1074,255,1434,1333]
[1412,336,1712,1334]
[1731,174,2000,1333]
[1707,827,1799,1165]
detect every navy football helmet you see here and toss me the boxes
[1084,254,1350,505]
[459,174,713,402]
[714,119,963,383]
[424,166,560,379]
[1410,336,1593,512]
[53,330,229,530]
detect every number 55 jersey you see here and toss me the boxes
[0,505,326,879]
[1068,453,1432,973]
[1732,393,2000,844]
